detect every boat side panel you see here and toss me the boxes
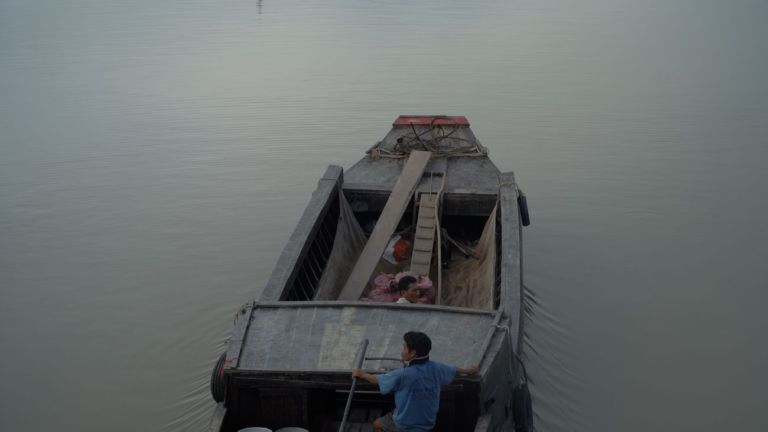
[206,403,226,432]
[473,413,492,432]
[477,324,515,431]
[227,302,254,370]
[499,172,523,354]
[259,165,343,302]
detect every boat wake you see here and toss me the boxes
[522,284,586,432]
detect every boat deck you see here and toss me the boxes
[343,156,501,196]
[341,118,502,217]
[227,302,501,374]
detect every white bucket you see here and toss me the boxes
[238,428,272,432]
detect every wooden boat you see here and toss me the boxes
[207,115,532,432]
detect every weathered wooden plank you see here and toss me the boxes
[498,172,523,354]
[339,151,432,300]
[260,165,343,301]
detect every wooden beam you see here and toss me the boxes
[338,151,431,300]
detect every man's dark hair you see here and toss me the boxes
[403,331,432,357]
[398,276,417,293]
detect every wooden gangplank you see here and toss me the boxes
[338,151,431,300]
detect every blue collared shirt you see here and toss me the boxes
[377,359,456,432]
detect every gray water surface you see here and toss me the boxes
[2,1,767,431]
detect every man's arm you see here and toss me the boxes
[352,368,378,384]
[455,365,479,376]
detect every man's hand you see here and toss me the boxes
[457,365,479,376]
[352,368,378,384]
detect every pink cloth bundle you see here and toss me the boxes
[361,272,435,304]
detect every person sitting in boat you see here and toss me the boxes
[363,272,435,303]
[352,331,479,432]
[396,275,420,304]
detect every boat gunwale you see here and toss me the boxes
[252,300,498,316]
[226,369,480,385]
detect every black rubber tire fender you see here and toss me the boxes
[210,352,227,403]
[518,193,531,227]
[512,382,533,432]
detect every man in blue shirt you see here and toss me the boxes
[352,331,478,432]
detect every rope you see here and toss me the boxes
[368,122,488,159]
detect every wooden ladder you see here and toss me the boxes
[409,192,439,277]
[338,151,432,300]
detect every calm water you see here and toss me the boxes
[1,1,767,431]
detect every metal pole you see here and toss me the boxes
[339,339,369,432]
